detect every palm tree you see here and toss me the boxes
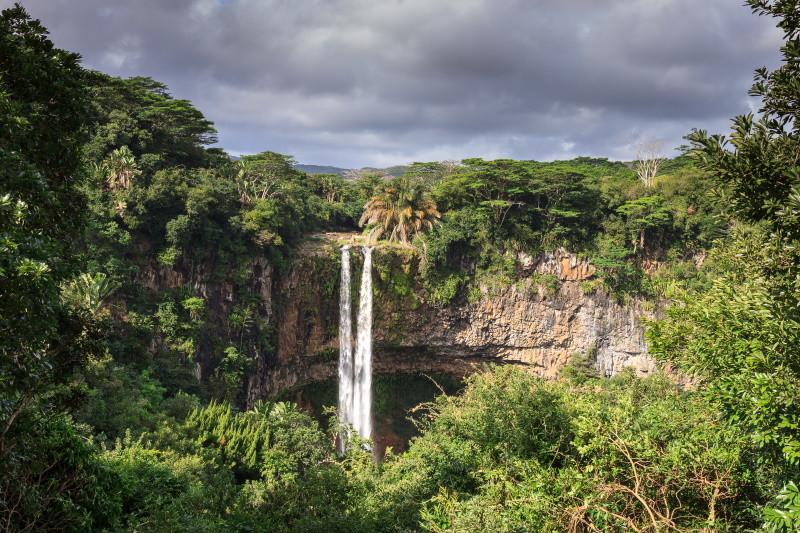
[98,146,141,193]
[359,178,441,245]
[61,272,120,316]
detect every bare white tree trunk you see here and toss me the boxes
[631,138,667,187]
[343,168,390,182]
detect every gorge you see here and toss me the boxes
[134,237,658,410]
[128,237,662,456]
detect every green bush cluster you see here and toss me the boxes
[20,367,774,532]
[381,368,771,532]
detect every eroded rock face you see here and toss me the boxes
[242,245,657,404]
[130,241,657,405]
[385,281,654,379]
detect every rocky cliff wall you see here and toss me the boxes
[129,240,658,406]
[240,242,658,405]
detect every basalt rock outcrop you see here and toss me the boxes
[129,240,658,405]
[242,242,658,405]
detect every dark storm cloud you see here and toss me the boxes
[6,0,784,167]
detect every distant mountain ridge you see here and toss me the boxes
[294,164,406,178]
[365,165,406,177]
[293,164,348,176]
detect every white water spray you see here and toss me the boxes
[337,246,373,451]
[353,246,373,441]
[337,245,354,447]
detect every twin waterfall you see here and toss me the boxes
[337,245,373,451]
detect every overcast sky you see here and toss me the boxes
[6,0,785,168]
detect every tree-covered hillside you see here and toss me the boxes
[2,0,800,530]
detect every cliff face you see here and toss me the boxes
[239,243,656,405]
[131,241,657,405]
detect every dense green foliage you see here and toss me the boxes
[648,1,800,529]
[85,73,220,170]
[29,367,773,532]
[418,155,722,303]
[398,368,769,532]
[0,5,116,529]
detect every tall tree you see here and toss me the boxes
[306,172,345,203]
[0,4,114,529]
[85,73,218,169]
[359,178,441,245]
[98,145,141,192]
[616,195,671,254]
[404,160,461,188]
[650,1,800,527]
[235,151,301,204]
[0,2,89,447]
[435,158,527,227]
[631,137,667,188]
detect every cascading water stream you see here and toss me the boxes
[337,245,354,450]
[352,246,373,442]
[338,245,373,451]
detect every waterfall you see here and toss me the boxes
[337,245,354,447]
[353,246,373,442]
[337,245,373,451]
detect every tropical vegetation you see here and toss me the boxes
[2,0,800,530]
[359,178,441,245]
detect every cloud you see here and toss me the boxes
[5,0,784,167]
